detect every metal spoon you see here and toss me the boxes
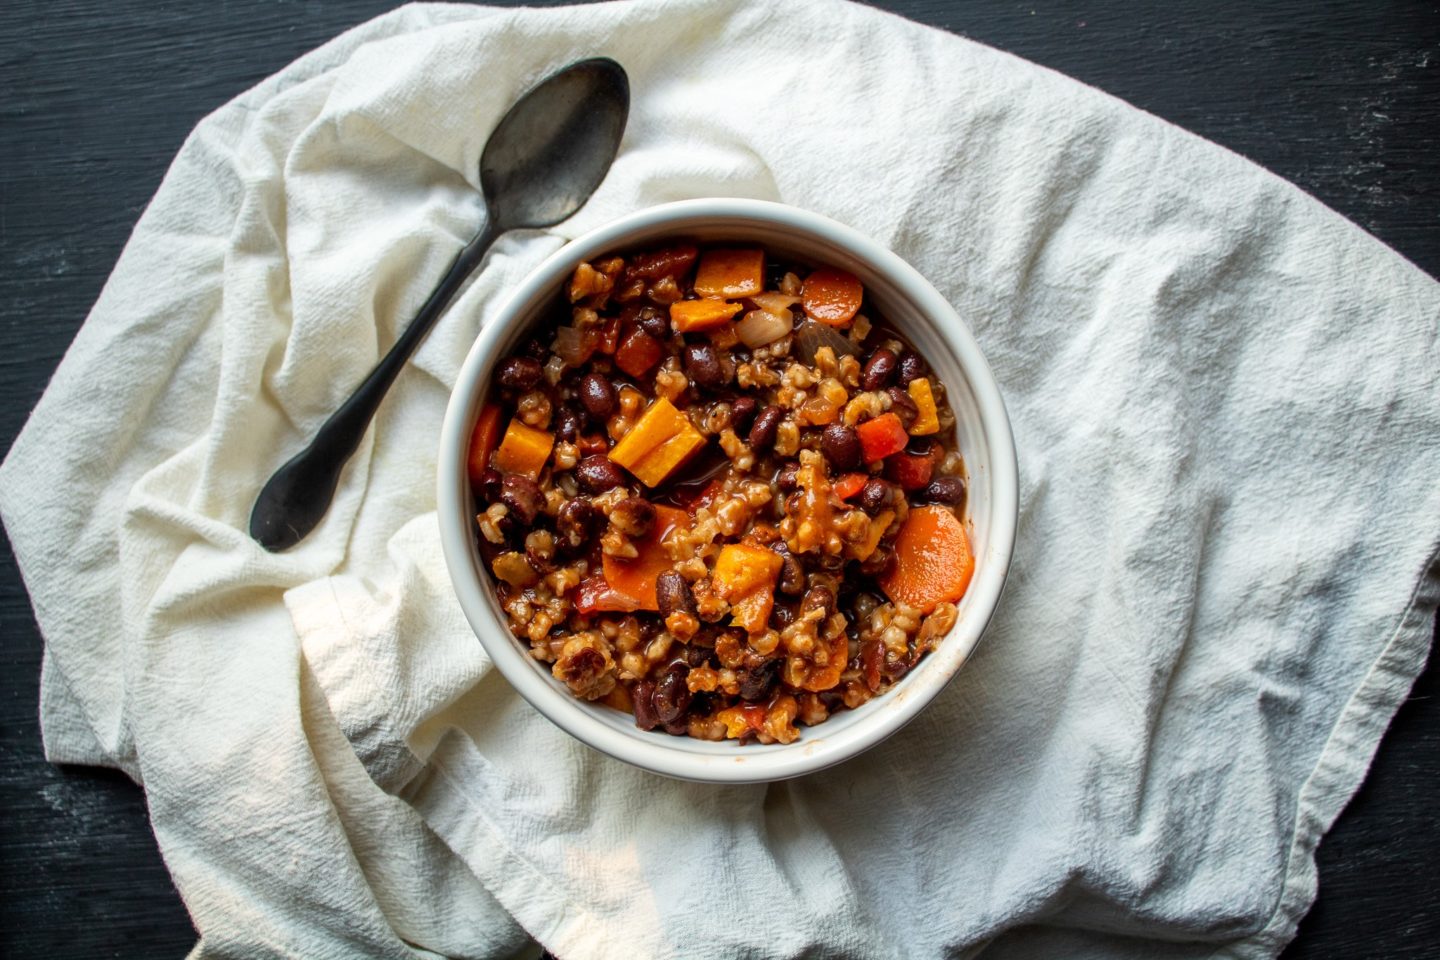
[250,57,629,552]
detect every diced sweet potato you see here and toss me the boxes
[466,403,503,486]
[907,378,940,435]
[492,419,554,480]
[712,542,784,599]
[670,299,742,333]
[729,589,774,636]
[693,248,764,299]
[607,397,708,487]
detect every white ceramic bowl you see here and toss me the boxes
[438,198,1017,783]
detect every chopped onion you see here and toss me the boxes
[552,325,597,367]
[735,308,794,348]
[794,319,859,362]
[751,292,800,315]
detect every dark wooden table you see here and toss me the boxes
[2,2,1436,957]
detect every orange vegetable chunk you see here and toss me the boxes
[607,397,707,487]
[712,542,783,599]
[729,590,774,635]
[832,472,868,500]
[574,574,641,615]
[670,299,743,333]
[856,412,908,463]
[693,248,764,299]
[601,505,689,610]
[466,403,503,486]
[713,542,783,635]
[907,378,940,435]
[492,419,554,480]
[879,506,975,614]
[716,703,768,739]
[614,327,664,378]
[801,267,864,327]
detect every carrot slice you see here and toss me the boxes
[832,472,868,500]
[879,506,975,614]
[670,299,743,333]
[801,267,864,327]
[601,505,689,610]
[856,413,908,463]
[492,419,554,480]
[693,248,764,298]
[466,403,503,486]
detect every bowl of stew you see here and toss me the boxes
[437,198,1017,782]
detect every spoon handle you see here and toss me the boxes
[249,215,499,552]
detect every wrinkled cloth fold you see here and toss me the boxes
[2,1,1437,958]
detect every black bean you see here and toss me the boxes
[800,584,836,619]
[858,478,893,514]
[779,554,806,595]
[662,717,691,736]
[819,424,861,471]
[748,404,783,452]
[521,337,549,361]
[555,497,597,548]
[775,461,800,493]
[860,348,897,391]
[730,396,758,432]
[737,659,780,702]
[497,356,543,391]
[477,468,503,502]
[897,351,927,385]
[656,571,697,619]
[685,644,713,668]
[609,497,655,537]
[682,342,725,388]
[860,545,894,576]
[577,372,617,420]
[924,476,967,505]
[770,602,796,628]
[554,404,583,443]
[633,679,660,731]
[575,455,625,493]
[499,474,543,525]
[887,387,918,429]
[653,663,692,723]
[635,309,670,340]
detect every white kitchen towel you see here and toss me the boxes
[2,1,1437,958]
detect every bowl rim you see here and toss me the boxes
[437,198,1018,783]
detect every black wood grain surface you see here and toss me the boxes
[2,2,1436,957]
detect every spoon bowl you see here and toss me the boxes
[249,57,629,552]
